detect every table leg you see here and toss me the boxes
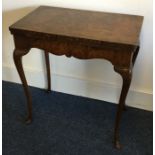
[13,48,32,124]
[123,46,139,111]
[114,67,132,149]
[44,51,51,92]
[132,46,139,66]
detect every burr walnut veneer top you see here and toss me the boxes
[10,6,143,46]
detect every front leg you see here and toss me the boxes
[113,66,132,149]
[123,46,139,111]
[13,48,32,124]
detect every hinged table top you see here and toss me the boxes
[9,6,143,46]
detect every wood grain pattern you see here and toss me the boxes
[9,6,143,149]
[9,6,143,46]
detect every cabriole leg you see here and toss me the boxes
[114,67,132,149]
[13,48,32,124]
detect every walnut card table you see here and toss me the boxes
[9,6,143,149]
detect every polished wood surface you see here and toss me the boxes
[9,6,143,149]
[10,6,143,46]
